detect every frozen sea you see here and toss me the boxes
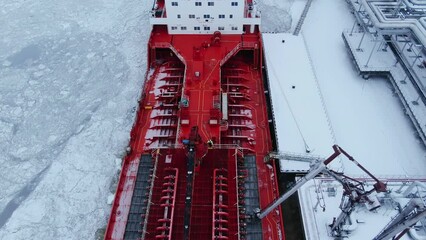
[0,0,424,239]
[0,0,150,239]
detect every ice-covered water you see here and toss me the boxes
[1,0,424,239]
[0,0,150,239]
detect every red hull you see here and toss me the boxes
[105,25,285,240]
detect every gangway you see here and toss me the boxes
[293,0,314,36]
[264,151,325,164]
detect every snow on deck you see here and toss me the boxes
[286,0,426,239]
[299,178,426,240]
[263,33,336,172]
[343,31,426,146]
[264,26,426,176]
[264,0,426,178]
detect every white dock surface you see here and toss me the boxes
[263,0,426,177]
[266,0,426,239]
[263,33,336,172]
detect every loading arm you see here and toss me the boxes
[373,199,426,240]
[254,155,327,219]
[255,145,387,219]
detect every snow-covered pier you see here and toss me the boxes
[299,177,426,240]
[343,31,426,146]
[343,0,426,146]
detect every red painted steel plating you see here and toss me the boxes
[104,24,285,240]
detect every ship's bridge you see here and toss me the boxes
[150,0,261,34]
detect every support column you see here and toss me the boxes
[357,31,366,51]
[365,40,378,67]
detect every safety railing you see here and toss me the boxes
[212,168,230,239]
[155,168,178,239]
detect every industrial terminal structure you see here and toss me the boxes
[292,1,426,239]
[344,0,426,145]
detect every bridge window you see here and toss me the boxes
[204,26,210,30]
[177,14,181,18]
[232,26,238,30]
[208,2,214,6]
[219,14,225,19]
[171,26,177,30]
[204,14,210,18]
[171,2,178,6]
[181,26,187,30]
[229,14,233,18]
[194,26,200,30]
[218,26,224,30]
[189,14,195,18]
[195,2,202,6]
[231,2,238,6]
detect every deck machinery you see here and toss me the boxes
[104,0,285,239]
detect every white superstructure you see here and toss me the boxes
[150,0,261,34]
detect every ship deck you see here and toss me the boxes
[105,26,284,240]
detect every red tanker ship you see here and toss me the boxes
[105,1,285,239]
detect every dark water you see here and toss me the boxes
[277,171,306,240]
[0,165,50,228]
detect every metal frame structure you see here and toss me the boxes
[344,0,426,146]
[256,145,387,237]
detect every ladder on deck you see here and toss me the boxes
[293,0,314,36]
